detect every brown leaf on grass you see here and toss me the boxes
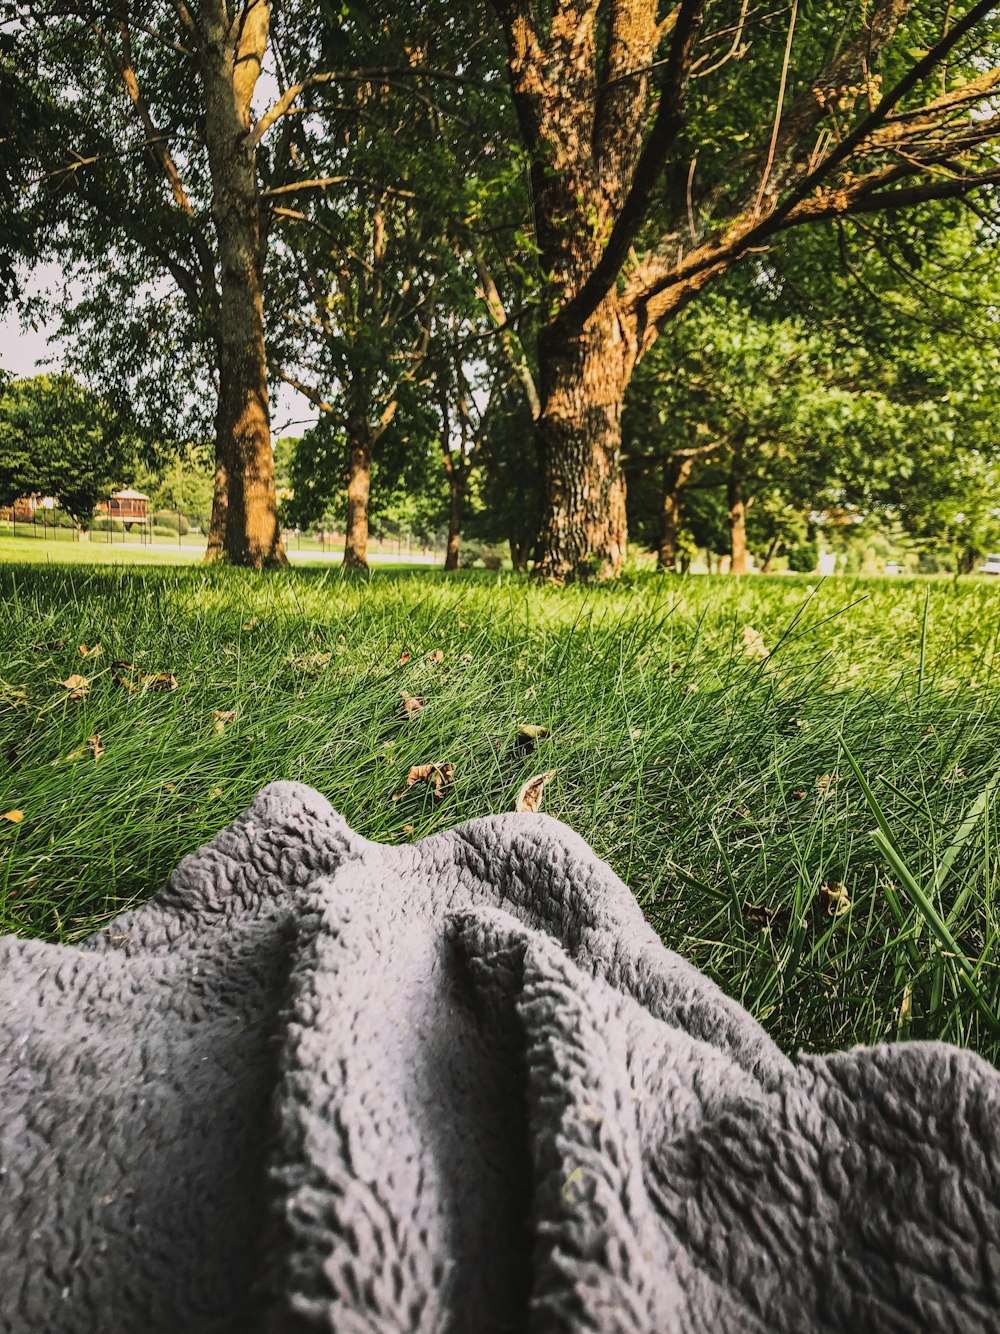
[517,724,550,743]
[399,652,411,665]
[400,692,426,719]
[791,789,807,800]
[78,643,102,658]
[394,762,455,801]
[213,709,235,734]
[515,770,555,814]
[163,782,176,793]
[815,771,838,793]
[460,653,473,664]
[87,734,104,761]
[31,639,63,653]
[746,903,791,933]
[209,786,223,798]
[819,882,851,917]
[59,674,90,701]
[242,617,260,631]
[112,662,177,693]
[427,650,444,663]
[2,809,24,824]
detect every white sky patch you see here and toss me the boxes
[0,264,316,439]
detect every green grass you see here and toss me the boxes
[0,535,207,565]
[2,562,1000,1060]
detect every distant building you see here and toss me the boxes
[98,489,149,528]
[7,494,58,522]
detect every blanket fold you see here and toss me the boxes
[1,781,997,1332]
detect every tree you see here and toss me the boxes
[624,200,1000,573]
[487,0,1000,578]
[3,0,361,565]
[0,374,135,526]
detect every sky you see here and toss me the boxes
[0,266,316,439]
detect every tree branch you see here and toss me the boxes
[555,0,706,336]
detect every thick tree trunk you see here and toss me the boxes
[533,298,635,581]
[658,454,695,571]
[200,0,286,569]
[444,473,463,572]
[728,468,749,576]
[343,438,371,570]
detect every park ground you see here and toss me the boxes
[2,557,1000,1063]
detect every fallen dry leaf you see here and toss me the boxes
[242,617,260,630]
[741,626,770,660]
[112,662,177,693]
[2,810,24,824]
[163,782,176,793]
[209,786,223,798]
[819,881,851,917]
[815,771,838,793]
[394,762,455,801]
[427,650,444,663]
[87,733,104,761]
[402,824,415,835]
[517,724,550,742]
[400,692,426,719]
[747,903,792,933]
[77,643,102,658]
[59,674,90,701]
[460,653,473,664]
[213,709,235,734]
[399,652,411,665]
[791,789,807,801]
[31,639,64,653]
[515,770,556,813]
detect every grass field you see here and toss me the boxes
[2,561,1000,1061]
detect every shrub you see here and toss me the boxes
[787,542,818,573]
[459,542,505,570]
[153,511,190,535]
[91,517,126,533]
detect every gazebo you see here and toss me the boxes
[107,489,149,528]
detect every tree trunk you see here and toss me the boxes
[343,436,371,570]
[658,454,695,571]
[728,468,749,576]
[204,447,227,562]
[199,0,286,569]
[444,472,463,572]
[509,537,530,572]
[761,535,781,574]
[532,298,635,581]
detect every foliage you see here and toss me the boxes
[0,374,135,526]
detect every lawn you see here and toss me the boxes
[2,562,1000,1061]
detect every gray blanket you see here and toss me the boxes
[1,781,998,1333]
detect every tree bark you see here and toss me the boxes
[533,298,635,581]
[343,435,371,570]
[727,466,749,575]
[444,472,463,572]
[658,453,695,571]
[200,0,286,569]
[204,447,227,561]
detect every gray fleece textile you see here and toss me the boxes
[2,782,999,1333]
